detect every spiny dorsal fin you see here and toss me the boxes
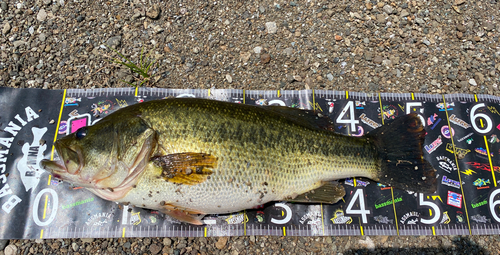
[151,152,216,185]
[285,181,346,204]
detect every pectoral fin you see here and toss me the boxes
[285,181,346,204]
[159,203,206,225]
[151,153,216,185]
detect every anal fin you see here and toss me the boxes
[285,181,346,204]
[158,203,206,225]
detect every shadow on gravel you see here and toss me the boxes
[350,238,489,255]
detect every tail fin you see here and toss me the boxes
[367,113,437,193]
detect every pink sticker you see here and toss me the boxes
[70,118,88,133]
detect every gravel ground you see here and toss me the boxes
[1,0,500,254]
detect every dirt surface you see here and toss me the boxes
[1,0,500,254]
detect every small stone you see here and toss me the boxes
[13,40,27,48]
[396,69,402,77]
[363,38,370,44]
[2,22,11,34]
[163,238,172,246]
[415,18,425,25]
[240,51,251,62]
[400,10,410,17]
[456,24,466,32]
[293,75,302,82]
[225,74,233,83]
[253,46,262,54]
[37,9,48,21]
[153,25,164,34]
[345,38,351,47]
[71,243,79,252]
[382,59,392,66]
[457,81,468,88]
[457,31,463,38]
[327,73,334,81]
[469,79,477,86]
[423,40,431,46]
[81,238,94,243]
[260,53,271,64]
[265,22,277,34]
[216,237,229,249]
[483,22,494,31]
[373,56,383,64]
[146,5,161,19]
[1,2,8,12]
[448,74,457,80]
[149,244,161,255]
[284,47,293,56]
[383,5,393,14]
[4,244,17,255]
[334,35,342,41]
[376,14,386,23]
[364,52,373,61]
[107,36,122,48]
[76,15,84,22]
[474,36,481,42]
[43,0,51,5]
[455,0,466,5]
[474,72,485,83]
[259,6,265,13]
[365,3,372,9]
[377,2,384,8]
[123,242,131,249]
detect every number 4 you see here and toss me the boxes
[345,189,371,224]
[336,101,359,131]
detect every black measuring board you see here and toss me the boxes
[1,87,500,239]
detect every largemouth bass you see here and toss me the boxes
[41,98,436,224]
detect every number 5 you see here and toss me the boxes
[419,193,441,224]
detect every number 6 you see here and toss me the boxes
[470,103,493,134]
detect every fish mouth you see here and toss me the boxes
[40,142,84,178]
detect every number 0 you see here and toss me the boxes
[33,188,58,226]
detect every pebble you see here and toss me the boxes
[334,35,342,41]
[226,74,233,83]
[265,22,277,34]
[383,5,393,14]
[146,5,161,19]
[253,46,262,54]
[149,244,161,254]
[260,53,271,64]
[2,22,11,34]
[327,73,334,81]
[373,55,383,64]
[37,9,47,21]
[216,237,229,249]
[4,244,17,255]
[0,240,8,250]
[284,47,293,56]
[107,36,122,48]
[469,79,477,86]
[400,10,410,17]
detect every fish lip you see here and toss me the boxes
[44,141,85,177]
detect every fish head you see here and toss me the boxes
[41,114,157,191]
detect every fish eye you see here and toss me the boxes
[75,127,87,140]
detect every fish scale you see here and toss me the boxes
[118,99,379,214]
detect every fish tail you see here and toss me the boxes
[367,113,437,193]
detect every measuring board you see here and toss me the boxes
[1,87,500,239]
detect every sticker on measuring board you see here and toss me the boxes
[2,87,500,238]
